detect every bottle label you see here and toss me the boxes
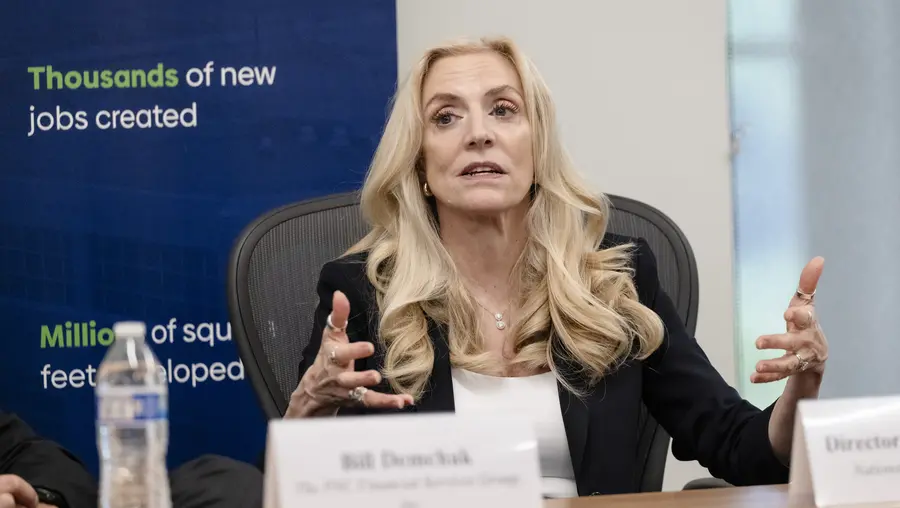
[97,391,167,422]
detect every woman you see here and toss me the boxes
[285,36,828,498]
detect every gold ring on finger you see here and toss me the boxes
[795,352,810,372]
[795,288,815,302]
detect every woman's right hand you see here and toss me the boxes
[285,290,414,418]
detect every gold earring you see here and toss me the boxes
[423,182,433,197]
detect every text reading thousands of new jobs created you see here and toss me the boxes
[26,62,277,136]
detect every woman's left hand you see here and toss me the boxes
[756,257,827,462]
[753,256,828,384]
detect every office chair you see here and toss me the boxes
[227,191,708,492]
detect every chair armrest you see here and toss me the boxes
[682,477,732,490]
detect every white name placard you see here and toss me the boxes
[789,395,900,507]
[264,413,543,508]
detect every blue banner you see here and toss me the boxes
[0,0,397,473]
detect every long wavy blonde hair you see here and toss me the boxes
[346,36,664,399]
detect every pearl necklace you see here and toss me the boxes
[471,297,509,330]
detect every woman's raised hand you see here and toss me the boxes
[285,291,414,418]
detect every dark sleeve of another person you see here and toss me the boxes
[633,238,791,486]
[0,411,97,508]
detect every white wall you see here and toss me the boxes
[396,0,735,492]
[797,0,900,396]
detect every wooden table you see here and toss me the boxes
[545,485,790,507]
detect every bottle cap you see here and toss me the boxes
[112,321,147,338]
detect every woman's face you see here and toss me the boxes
[420,52,534,215]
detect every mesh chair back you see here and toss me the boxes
[227,191,698,492]
[604,195,699,492]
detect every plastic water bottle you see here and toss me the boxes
[96,321,171,508]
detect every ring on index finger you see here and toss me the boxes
[328,347,339,365]
[326,313,345,334]
[795,288,815,302]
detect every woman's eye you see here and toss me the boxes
[492,102,518,117]
[432,109,457,126]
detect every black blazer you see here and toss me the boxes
[0,410,98,508]
[298,233,790,496]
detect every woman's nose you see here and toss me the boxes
[466,115,494,149]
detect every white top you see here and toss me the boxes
[450,368,578,499]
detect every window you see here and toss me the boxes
[729,0,806,407]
